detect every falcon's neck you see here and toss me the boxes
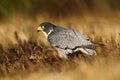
[42,29,53,38]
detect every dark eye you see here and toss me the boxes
[43,25,46,28]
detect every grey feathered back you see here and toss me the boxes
[48,26,92,49]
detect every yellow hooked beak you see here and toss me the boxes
[37,26,44,32]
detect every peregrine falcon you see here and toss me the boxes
[37,22,97,58]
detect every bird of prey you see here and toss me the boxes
[37,22,98,58]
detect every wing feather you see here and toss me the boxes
[48,28,93,49]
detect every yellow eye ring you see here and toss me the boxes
[41,26,44,29]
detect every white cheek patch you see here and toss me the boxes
[42,31,48,38]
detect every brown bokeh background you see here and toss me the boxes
[0,0,120,80]
[0,0,120,19]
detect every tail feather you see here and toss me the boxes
[92,42,105,47]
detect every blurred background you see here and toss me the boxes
[0,0,120,80]
[0,0,120,19]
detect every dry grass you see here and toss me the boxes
[0,14,120,80]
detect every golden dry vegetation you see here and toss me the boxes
[0,13,120,80]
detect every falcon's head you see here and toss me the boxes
[37,22,55,35]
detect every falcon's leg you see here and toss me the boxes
[55,48,68,58]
